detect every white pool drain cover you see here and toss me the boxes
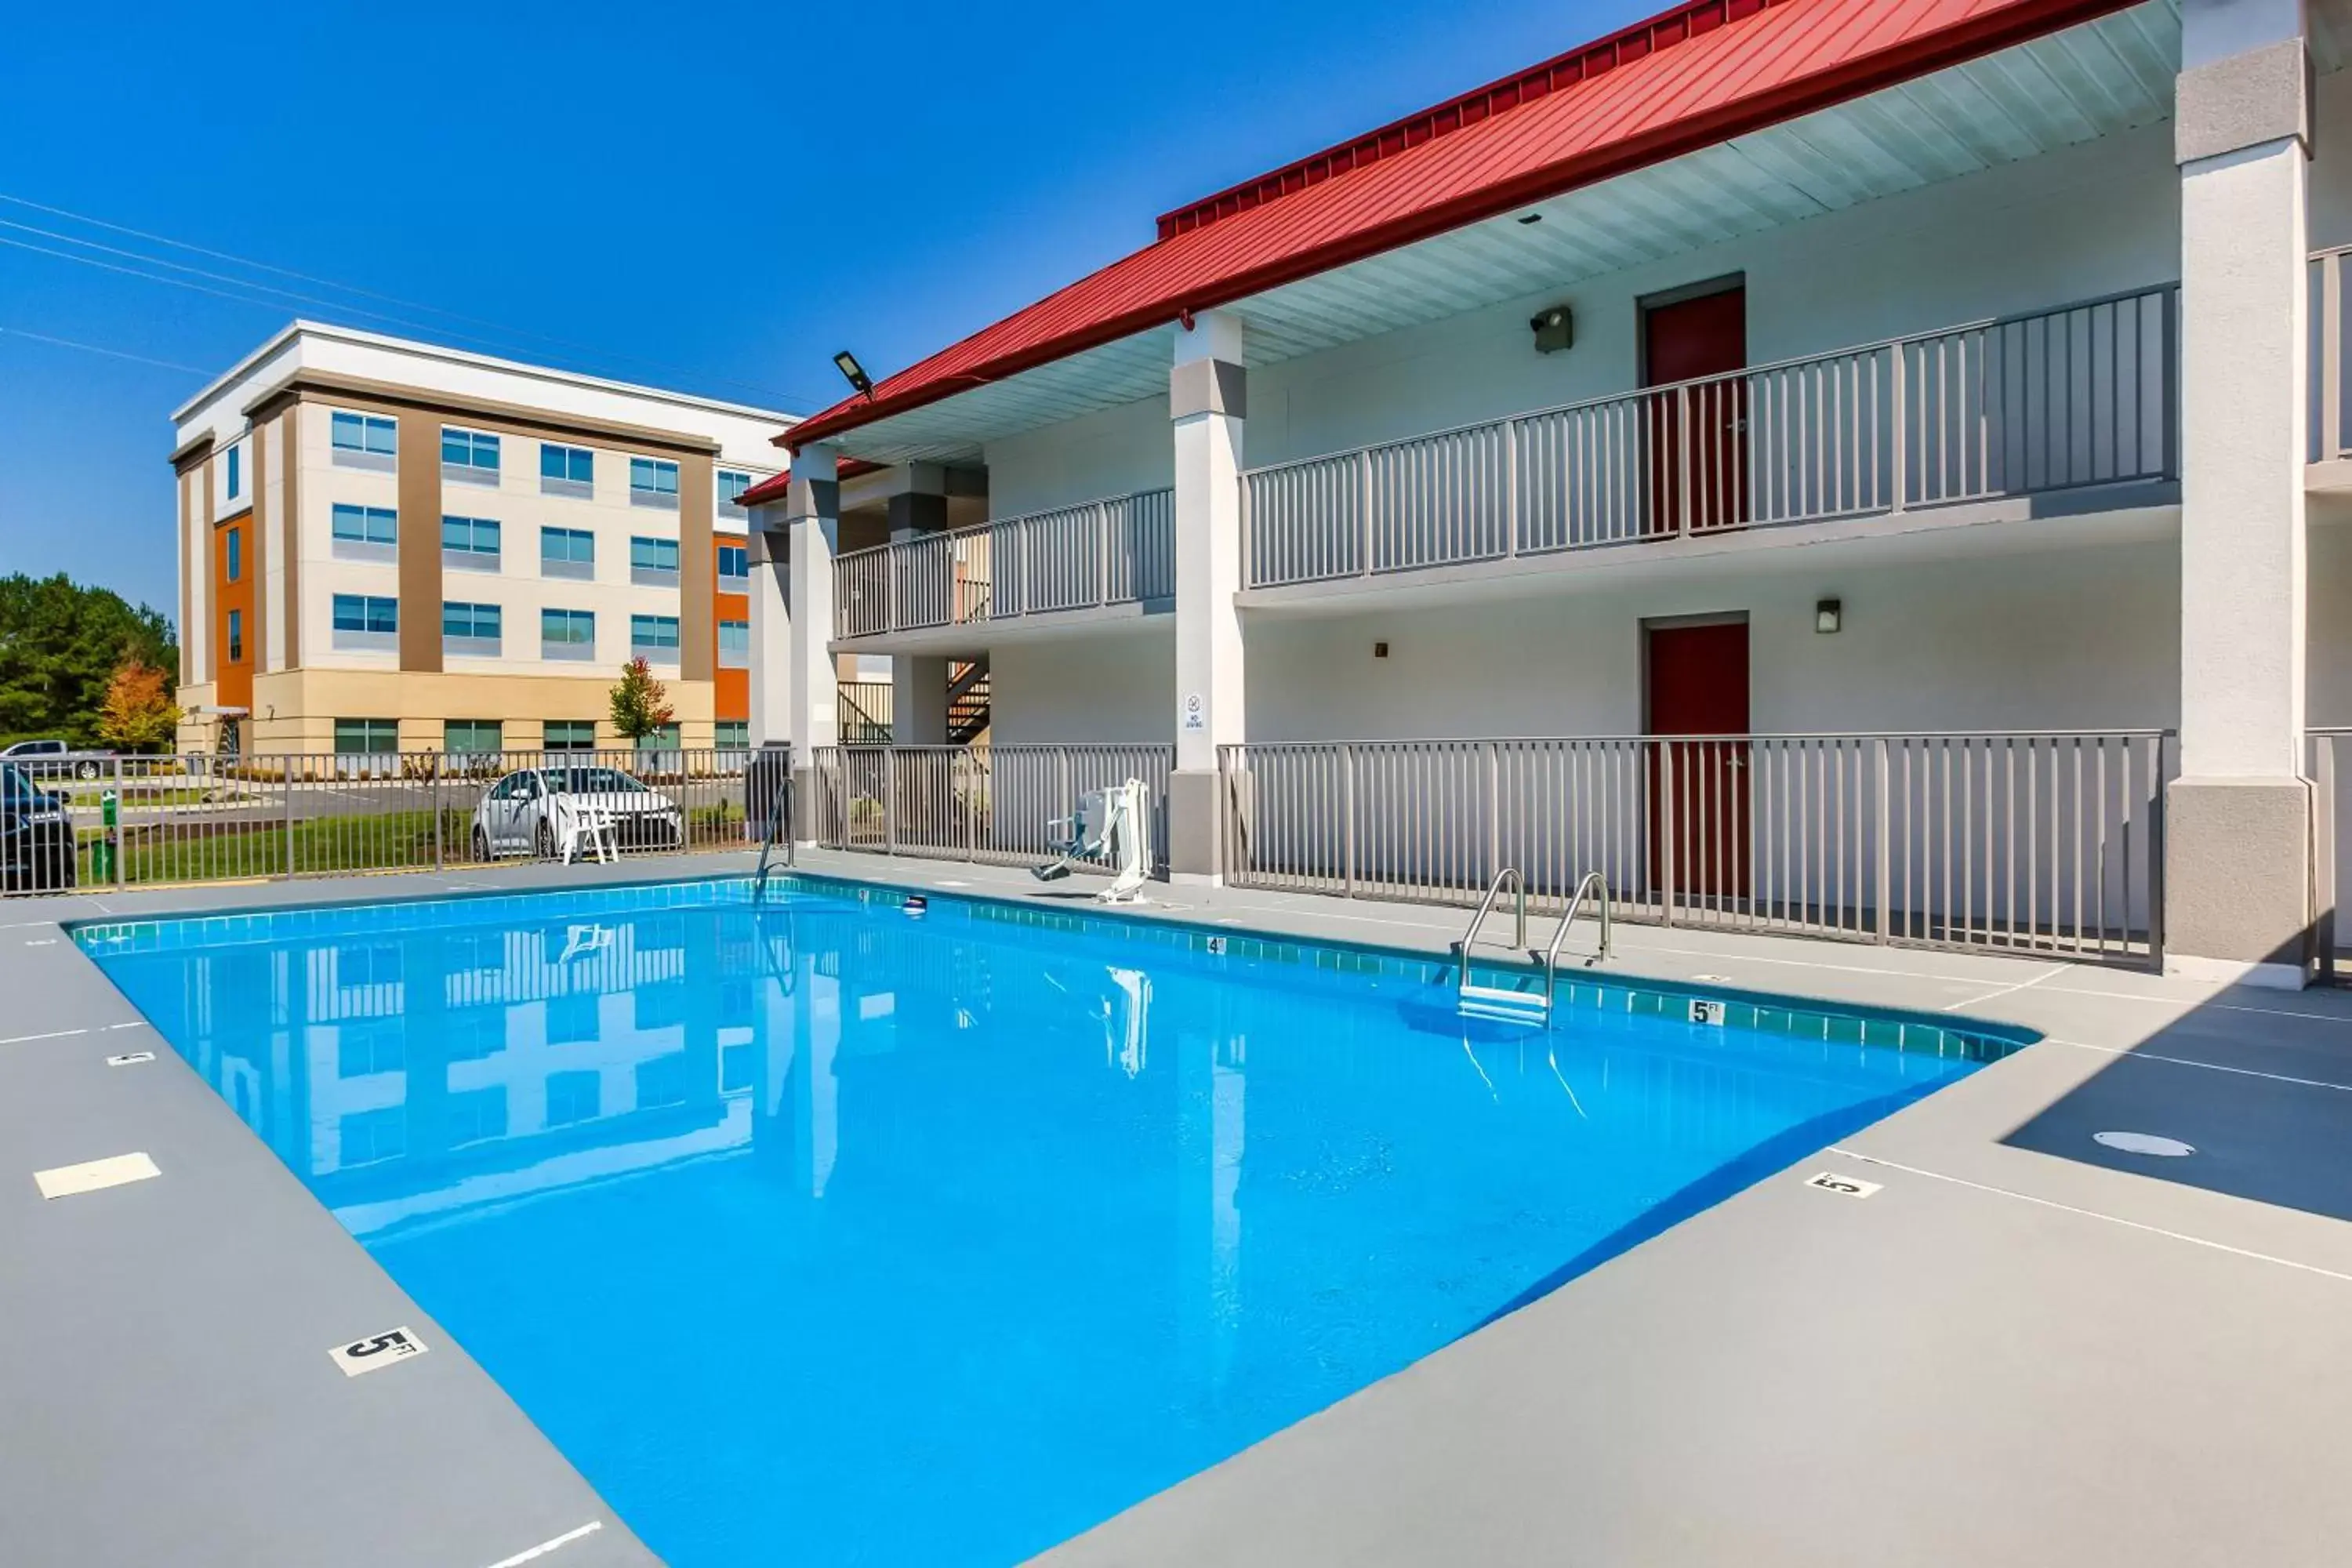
[2093,1131,2195,1157]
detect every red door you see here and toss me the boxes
[1644,288,1748,535]
[1647,622,1751,902]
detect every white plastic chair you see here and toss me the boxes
[555,797,619,865]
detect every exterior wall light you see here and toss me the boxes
[833,351,874,399]
[1816,598,1842,634]
[1530,305,1574,355]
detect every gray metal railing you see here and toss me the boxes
[1219,731,2169,962]
[834,488,1175,638]
[808,744,1174,874]
[0,748,760,898]
[1243,285,2179,589]
[2313,247,2352,463]
[839,681,895,744]
[2308,729,2352,980]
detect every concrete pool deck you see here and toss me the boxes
[8,850,2352,1565]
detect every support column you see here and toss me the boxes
[1168,310,1247,882]
[746,499,794,747]
[2169,0,2315,988]
[888,466,952,746]
[786,445,841,844]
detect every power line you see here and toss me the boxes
[0,324,206,375]
[0,192,823,409]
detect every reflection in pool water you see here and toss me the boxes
[85,886,1984,1566]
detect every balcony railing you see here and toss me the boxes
[1243,285,2179,590]
[839,681,893,744]
[808,744,1174,873]
[836,488,1175,639]
[1220,731,2169,963]
[2314,248,2352,463]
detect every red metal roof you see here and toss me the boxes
[738,470,793,507]
[783,0,2136,452]
[735,456,880,509]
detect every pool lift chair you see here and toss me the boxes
[1033,779,1152,904]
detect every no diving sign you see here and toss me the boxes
[330,1325,428,1377]
[1181,691,1205,731]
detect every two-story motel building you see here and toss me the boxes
[742,0,2352,990]
[172,323,794,759]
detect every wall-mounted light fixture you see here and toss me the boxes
[1815,597,1842,634]
[1530,305,1574,354]
[833,350,874,399]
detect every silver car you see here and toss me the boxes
[0,738,118,782]
[469,766,685,860]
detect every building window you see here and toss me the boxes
[630,535,681,585]
[442,426,501,485]
[445,720,503,753]
[332,718,401,754]
[540,442,594,497]
[542,608,596,661]
[541,525,595,580]
[546,1069,601,1127]
[331,503,398,559]
[226,445,241,502]
[717,543,750,586]
[225,527,243,583]
[718,619,749,668]
[630,614,681,661]
[717,469,752,518]
[629,456,680,509]
[443,601,503,656]
[441,516,501,570]
[227,608,245,663]
[715,720,748,750]
[445,1086,509,1148]
[634,722,681,753]
[339,1106,407,1166]
[543,720,597,752]
[330,411,398,466]
[331,594,398,649]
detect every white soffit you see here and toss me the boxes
[836,1,2183,464]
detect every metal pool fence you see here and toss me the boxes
[808,745,1174,875]
[1219,732,2170,963]
[0,748,779,898]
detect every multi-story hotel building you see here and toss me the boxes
[170,323,794,757]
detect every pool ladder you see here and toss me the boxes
[1453,869,1613,1027]
[751,774,795,906]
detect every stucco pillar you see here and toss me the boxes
[1169,310,1247,882]
[786,445,841,844]
[887,468,953,746]
[2169,0,2315,988]
[746,499,794,748]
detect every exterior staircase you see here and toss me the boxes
[948,659,991,746]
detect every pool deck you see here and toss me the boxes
[9,851,2352,1566]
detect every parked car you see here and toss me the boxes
[0,739,118,782]
[470,765,685,860]
[1,762,77,891]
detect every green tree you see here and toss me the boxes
[0,573,178,747]
[608,656,675,742]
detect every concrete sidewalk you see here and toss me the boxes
[7,848,2352,1566]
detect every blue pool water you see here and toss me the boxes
[78,878,2008,1566]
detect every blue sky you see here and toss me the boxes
[0,0,1651,622]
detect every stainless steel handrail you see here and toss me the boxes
[1541,871,1612,1014]
[1454,866,1526,999]
[752,773,794,905]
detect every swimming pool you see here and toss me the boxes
[75,875,2022,1566]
